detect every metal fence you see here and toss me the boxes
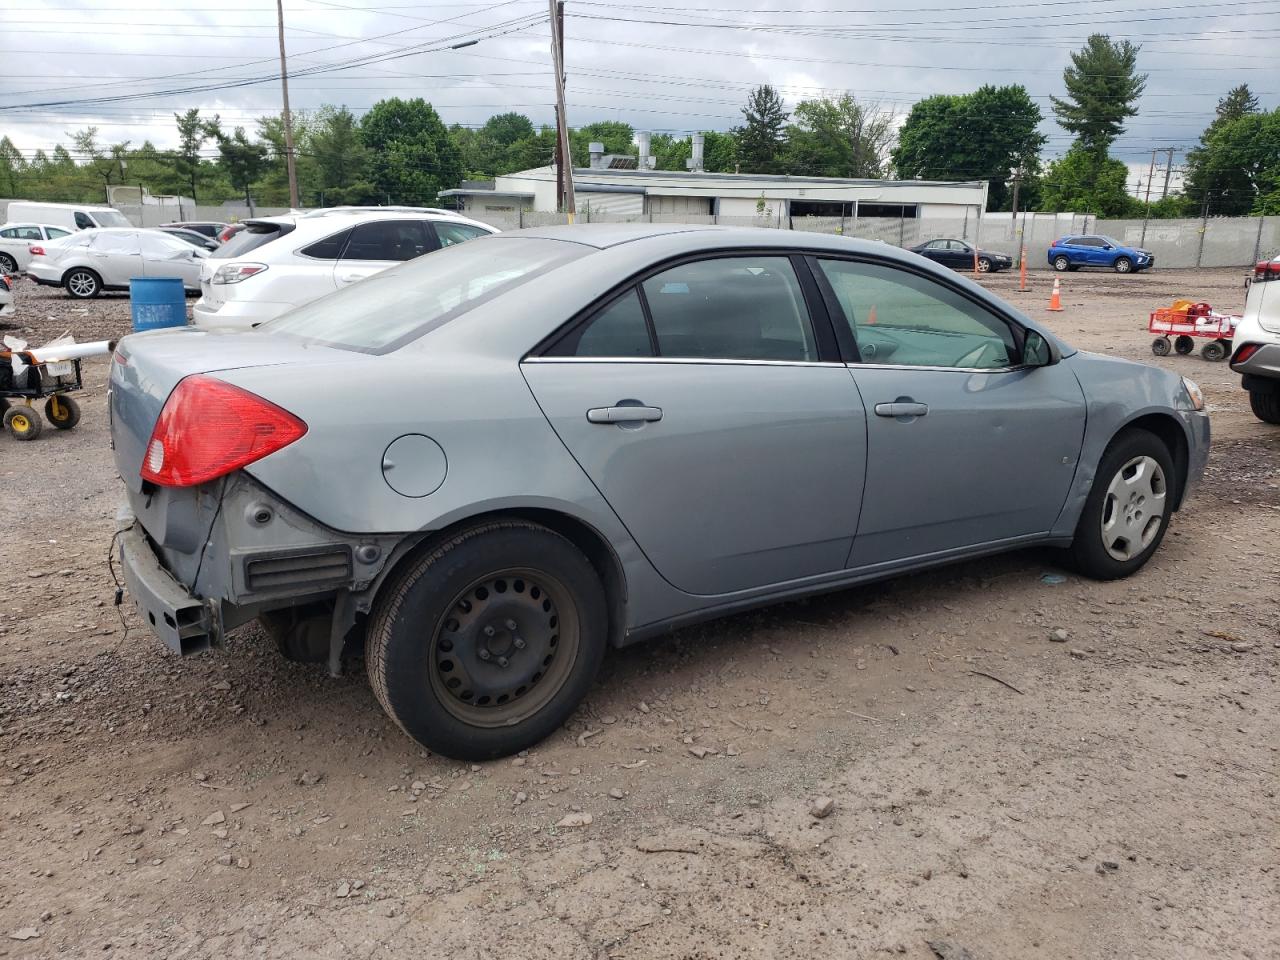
[469,209,1279,270]
[114,203,294,227]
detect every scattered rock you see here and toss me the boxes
[229,802,251,813]
[202,811,225,826]
[609,787,624,800]
[296,770,323,787]
[336,882,351,898]
[1230,642,1252,653]
[192,772,208,782]
[689,745,717,759]
[809,796,835,820]
[1174,771,1188,779]
[1069,648,1088,659]
[927,940,975,960]
[636,834,703,854]
[10,928,41,941]
[217,854,233,867]
[638,701,650,714]
[555,812,593,829]
[1050,628,1069,643]
[511,757,526,767]
[211,680,231,692]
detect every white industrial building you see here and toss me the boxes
[441,133,990,225]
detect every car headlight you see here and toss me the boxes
[1178,376,1205,411]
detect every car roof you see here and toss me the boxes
[244,209,487,232]
[1,222,70,230]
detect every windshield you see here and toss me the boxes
[94,210,132,228]
[212,222,293,259]
[263,237,586,353]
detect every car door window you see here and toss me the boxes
[140,233,185,258]
[547,289,653,358]
[641,256,817,362]
[74,212,96,230]
[433,222,489,247]
[91,232,141,255]
[46,228,71,240]
[817,258,1018,369]
[342,220,429,261]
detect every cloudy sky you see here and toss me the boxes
[2,0,1277,193]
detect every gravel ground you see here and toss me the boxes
[0,268,1277,960]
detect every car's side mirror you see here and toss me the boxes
[1102,244,1113,250]
[1024,330,1059,367]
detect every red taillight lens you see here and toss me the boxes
[1254,260,1280,281]
[29,245,45,257]
[140,375,306,487]
[1233,343,1261,365]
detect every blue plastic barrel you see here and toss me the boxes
[130,277,187,332]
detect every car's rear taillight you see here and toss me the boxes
[141,375,306,487]
[29,245,45,257]
[1254,260,1280,282]
[1233,343,1262,365]
[212,262,268,285]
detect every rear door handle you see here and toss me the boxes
[874,401,929,419]
[339,273,364,283]
[586,405,663,424]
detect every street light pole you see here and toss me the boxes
[276,0,300,209]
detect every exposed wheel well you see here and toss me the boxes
[379,508,628,649]
[1115,414,1190,509]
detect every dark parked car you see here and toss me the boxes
[156,227,219,252]
[160,221,228,241]
[909,238,1012,273]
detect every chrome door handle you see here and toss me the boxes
[339,273,364,283]
[874,401,929,419]
[586,405,663,424]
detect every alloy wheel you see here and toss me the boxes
[67,271,97,297]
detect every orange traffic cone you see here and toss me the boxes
[1047,277,1064,312]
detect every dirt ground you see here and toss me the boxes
[1,267,1276,960]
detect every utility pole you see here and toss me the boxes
[1160,147,1175,200]
[1144,149,1156,211]
[276,0,300,209]
[1009,168,1022,240]
[549,0,575,218]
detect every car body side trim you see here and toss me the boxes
[522,356,848,368]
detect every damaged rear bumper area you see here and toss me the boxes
[117,474,409,667]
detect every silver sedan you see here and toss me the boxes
[27,228,205,298]
[110,225,1210,759]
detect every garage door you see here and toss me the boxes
[577,192,643,217]
[651,195,714,216]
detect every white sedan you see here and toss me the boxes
[0,223,75,274]
[27,229,206,299]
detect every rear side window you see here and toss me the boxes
[641,257,817,362]
[433,221,490,247]
[341,220,430,262]
[211,223,292,259]
[91,232,140,255]
[2,226,41,240]
[46,227,70,239]
[549,289,653,358]
[300,229,350,260]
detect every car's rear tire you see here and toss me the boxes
[1113,256,1133,274]
[1069,429,1175,580]
[0,253,17,274]
[64,268,101,299]
[366,520,608,761]
[1053,255,1071,272]
[3,405,43,441]
[1249,389,1280,424]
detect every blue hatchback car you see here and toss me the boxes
[1049,235,1154,274]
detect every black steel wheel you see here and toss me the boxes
[44,395,80,430]
[1151,337,1171,357]
[1173,335,1195,355]
[1201,339,1227,362]
[367,520,607,760]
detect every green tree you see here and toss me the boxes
[1050,34,1146,156]
[734,85,788,173]
[311,105,375,203]
[484,112,536,148]
[785,95,894,178]
[174,108,214,201]
[892,85,1046,210]
[570,121,635,166]
[1184,85,1264,215]
[0,136,25,196]
[1038,144,1136,217]
[360,97,463,204]
[1186,107,1280,215]
[701,131,738,173]
[211,125,269,207]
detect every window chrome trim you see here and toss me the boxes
[522,356,846,368]
[844,361,1028,374]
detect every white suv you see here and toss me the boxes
[192,208,497,329]
[1230,256,1280,424]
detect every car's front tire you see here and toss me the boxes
[1053,255,1071,272]
[367,520,608,761]
[64,268,101,299]
[976,257,992,273]
[1113,256,1133,274]
[1070,429,1175,580]
[1249,389,1280,424]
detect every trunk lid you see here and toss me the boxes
[110,327,358,587]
